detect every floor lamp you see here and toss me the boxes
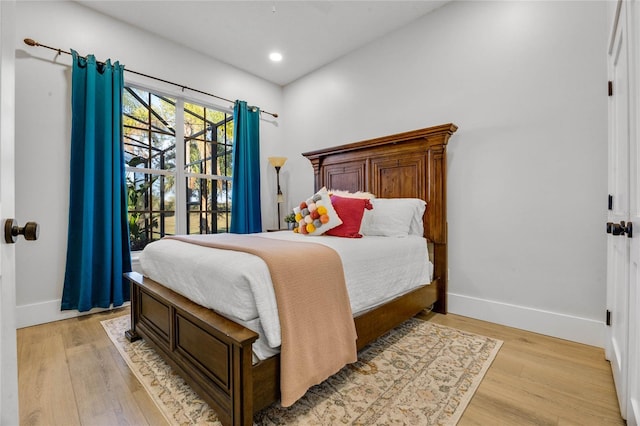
[268,156,287,229]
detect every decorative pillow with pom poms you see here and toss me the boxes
[292,187,343,236]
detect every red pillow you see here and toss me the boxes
[325,195,373,238]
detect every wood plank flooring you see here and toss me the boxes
[17,307,624,425]
[422,312,624,425]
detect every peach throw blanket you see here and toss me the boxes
[165,234,358,406]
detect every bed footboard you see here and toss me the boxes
[125,271,258,426]
[124,272,437,426]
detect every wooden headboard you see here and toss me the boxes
[302,123,457,313]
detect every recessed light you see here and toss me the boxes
[269,52,283,62]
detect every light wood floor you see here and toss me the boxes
[17,307,624,426]
[422,312,624,426]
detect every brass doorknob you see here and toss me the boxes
[4,219,39,244]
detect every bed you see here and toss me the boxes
[124,122,457,426]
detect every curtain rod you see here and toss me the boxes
[23,38,279,118]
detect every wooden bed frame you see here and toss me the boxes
[124,123,457,426]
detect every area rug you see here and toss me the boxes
[102,315,502,425]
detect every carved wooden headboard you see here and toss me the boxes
[302,123,457,313]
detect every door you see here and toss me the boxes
[629,204,639,425]
[607,0,634,420]
[627,2,640,423]
[608,1,640,424]
[0,0,18,424]
[607,0,631,419]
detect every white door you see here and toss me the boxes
[628,209,639,425]
[0,0,19,424]
[607,0,631,420]
[627,2,640,423]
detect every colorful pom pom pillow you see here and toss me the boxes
[325,195,373,238]
[293,187,342,236]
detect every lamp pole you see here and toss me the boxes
[275,165,283,229]
[268,156,287,230]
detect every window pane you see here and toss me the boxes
[123,87,176,171]
[218,139,233,178]
[184,102,206,141]
[186,140,208,174]
[150,94,176,135]
[219,179,232,233]
[186,177,231,234]
[126,171,175,250]
[187,177,212,234]
[188,212,211,234]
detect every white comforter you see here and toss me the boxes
[139,232,432,360]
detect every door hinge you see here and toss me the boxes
[606,309,612,326]
[609,80,613,96]
[608,194,613,210]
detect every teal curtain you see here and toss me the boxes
[61,50,132,312]
[230,100,262,233]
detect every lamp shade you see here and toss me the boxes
[268,156,287,168]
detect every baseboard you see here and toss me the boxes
[17,290,605,347]
[16,256,141,329]
[16,299,130,329]
[448,293,605,348]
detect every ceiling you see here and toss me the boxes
[76,1,447,86]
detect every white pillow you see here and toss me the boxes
[408,202,426,236]
[361,198,426,237]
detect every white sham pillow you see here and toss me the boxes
[408,201,426,236]
[361,198,426,237]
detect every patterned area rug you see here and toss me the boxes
[102,315,502,425]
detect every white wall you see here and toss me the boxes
[13,0,609,347]
[282,1,608,346]
[13,1,283,327]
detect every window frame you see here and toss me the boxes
[122,81,235,251]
